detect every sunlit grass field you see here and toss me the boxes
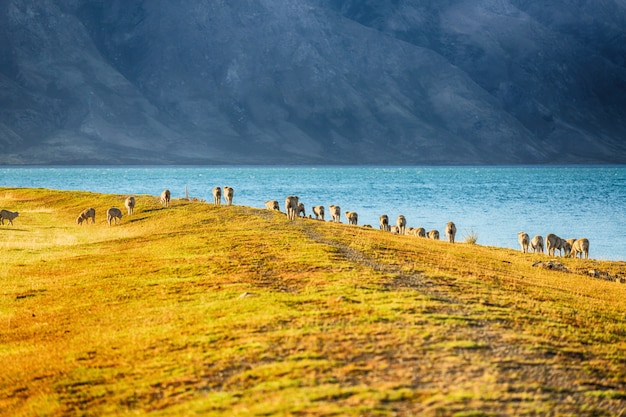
[1,187,626,416]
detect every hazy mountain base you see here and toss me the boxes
[0,0,625,164]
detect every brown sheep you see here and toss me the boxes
[0,209,19,226]
[107,207,123,225]
[297,202,306,218]
[76,208,96,225]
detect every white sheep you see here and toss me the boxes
[530,235,544,253]
[160,189,171,207]
[428,229,440,240]
[446,221,457,243]
[379,214,390,231]
[396,215,406,235]
[413,227,426,238]
[125,196,136,215]
[546,233,571,257]
[212,187,222,205]
[329,205,341,223]
[76,208,96,225]
[224,186,234,205]
[312,205,325,220]
[570,238,590,259]
[0,209,19,226]
[285,196,299,221]
[345,211,358,225]
[518,231,530,253]
[107,207,123,225]
[265,200,280,211]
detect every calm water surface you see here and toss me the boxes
[1,166,625,261]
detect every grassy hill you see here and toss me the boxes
[1,188,626,416]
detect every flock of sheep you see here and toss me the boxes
[1,186,590,259]
[517,231,590,259]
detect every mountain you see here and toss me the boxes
[1,0,625,165]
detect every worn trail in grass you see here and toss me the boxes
[1,187,626,416]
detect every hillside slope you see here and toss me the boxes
[0,1,625,164]
[1,188,626,415]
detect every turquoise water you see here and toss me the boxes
[1,166,625,261]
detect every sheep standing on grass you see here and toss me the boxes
[379,215,390,231]
[297,202,306,218]
[313,205,325,220]
[0,209,19,226]
[107,207,123,225]
[345,211,358,225]
[125,196,136,215]
[531,235,544,253]
[329,205,341,223]
[518,231,530,253]
[265,200,280,211]
[224,187,234,205]
[413,227,426,238]
[76,208,96,225]
[396,215,407,235]
[446,222,457,243]
[212,187,222,205]
[285,196,299,221]
[160,190,171,207]
[546,233,571,257]
[570,238,590,259]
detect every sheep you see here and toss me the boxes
[160,189,171,207]
[312,205,325,220]
[329,205,341,223]
[396,215,406,235]
[345,211,358,225]
[76,208,96,225]
[212,187,222,205]
[0,209,19,226]
[428,229,440,240]
[518,231,530,253]
[530,235,544,253]
[297,202,306,218]
[224,186,234,205]
[446,221,457,243]
[570,238,590,259]
[125,196,136,215]
[390,225,400,234]
[285,196,299,221]
[379,214,390,231]
[107,207,123,225]
[413,227,426,238]
[546,233,571,257]
[265,200,280,211]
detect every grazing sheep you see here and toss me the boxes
[329,205,341,223]
[297,202,306,218]
[428,230,440,240]
[530,235,544,253]
[446,221,457,243]
[0,209,19,226]
[107,207,123,225]
[570,238,590,259]
[413,227,426,238]
[518,231,530,253]
[285,196,299,221]
[160,189,171,207]
[396,215,407,235]
[379,214,390,231]
[265,200,280,211]
[224,186,234,205]
[76,208,96,225]
[212,187,222,205]
[390,225,400,234]
[546,233,571,257]
[312,205,325,220]
[125,196,136,215]
[345,211,358,225]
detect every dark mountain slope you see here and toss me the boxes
[0,0,625,164]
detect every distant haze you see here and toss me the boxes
[1,0,625,165]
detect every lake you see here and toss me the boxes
[1,166,625,261]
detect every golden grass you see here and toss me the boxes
[1,187,626,416]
